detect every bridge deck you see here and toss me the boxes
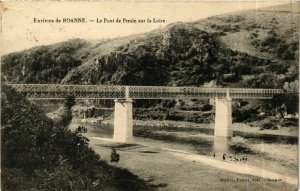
[7,84,284,100]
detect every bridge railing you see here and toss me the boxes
[129,86,284,99]
[228,88,284,99]
[7,84,284,100]
[7,84,126,99]
[129,86,226,99]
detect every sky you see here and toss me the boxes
[0,1,291,55]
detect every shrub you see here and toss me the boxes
[232,103,258,122]
[201,104,213,111]
[268,93,299,115]
[244,73,283,88]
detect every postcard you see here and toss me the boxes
[1,1,299,191]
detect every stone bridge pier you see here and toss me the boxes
[113,86,134,142]
[113,99,133,142]
[214,97,232,137]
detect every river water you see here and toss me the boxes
[70,119,298,177]
[73,120,297,160]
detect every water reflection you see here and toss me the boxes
[213,137,231,159]
[235,131,298,144]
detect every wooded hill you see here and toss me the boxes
[2,3,299,90]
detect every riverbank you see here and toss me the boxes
[70,116,298,191]
[85,136,297,191]
[84,118,297,137]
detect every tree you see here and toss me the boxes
[65,96,76,109]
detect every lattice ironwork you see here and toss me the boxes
[7,84,284,100]
[128,86,284,99]
[7,84,126,100]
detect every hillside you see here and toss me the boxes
[2,3,299,90]
[1,85,153,191]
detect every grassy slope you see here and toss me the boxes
[1,85,153,191]
[193,3,300,52]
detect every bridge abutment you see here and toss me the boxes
[113,99,133,142]
[214,98,232,137]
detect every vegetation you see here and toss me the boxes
[1,85,152,191]
[1,39,86,84]
[1,3,298,122]
[3,7,298,89]
[250,26,298,60]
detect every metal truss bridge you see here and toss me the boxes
[7,84,284,100]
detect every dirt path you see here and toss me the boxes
[87,137,297,191]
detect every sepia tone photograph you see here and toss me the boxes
[0,1,299,191]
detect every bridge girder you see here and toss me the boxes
[7,84,284,100]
